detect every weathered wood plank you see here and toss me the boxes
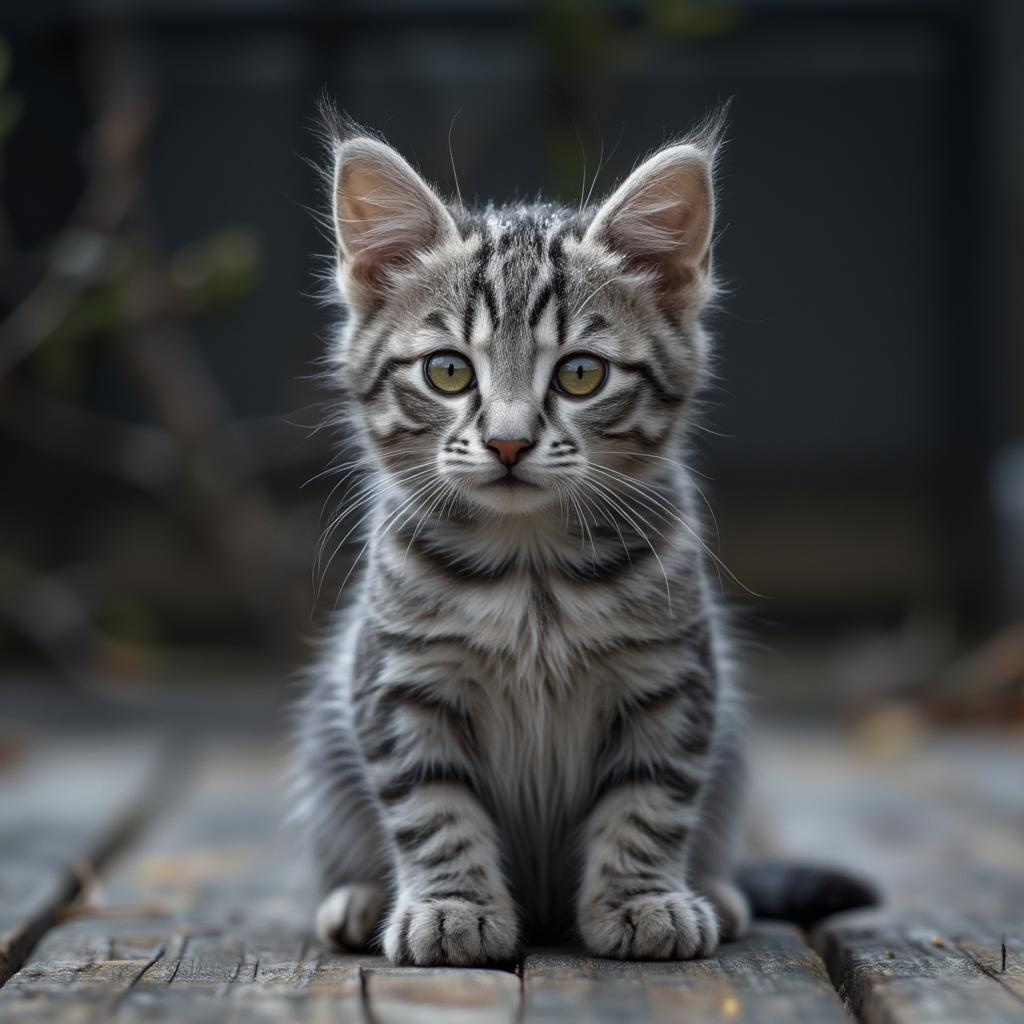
[0,737,165,985]
[818,911,1024,1024]
[365,965,520,1024]
[522,923,853,1023]
[0,744,378,1022]
[754,728,1024,1023]
[5,725,1022,1023]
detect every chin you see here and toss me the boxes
[467,478,558,517]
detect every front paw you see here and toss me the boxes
[580,888,720,960]
[383,896,519,966]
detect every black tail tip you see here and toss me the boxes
[736,861,880,930]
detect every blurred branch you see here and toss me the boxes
[0,31,302,672]
[0,69,148,378]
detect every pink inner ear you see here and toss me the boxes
[335,149,451,311]
[592,152,714,307]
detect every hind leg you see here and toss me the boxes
[688,703,751,941]
[297,673,393,950]
[699,878,750,941]
[307,771,393,950]
[317,883,388,949]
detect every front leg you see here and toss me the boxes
[577,640,722,960]
[353,673,518,965]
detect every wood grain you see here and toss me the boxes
[752,729,1024,1023]
[0,737,165,986]
[522,923,853,1023]
[818,911,1024,1024]
[0,744,379,1022]
[3,726,1023,1022]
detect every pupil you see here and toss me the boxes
[576,364,584,379]
[447,362,454,377]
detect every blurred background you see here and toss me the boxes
[1,0,1023,734]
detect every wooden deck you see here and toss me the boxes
[0,716,1022,1022]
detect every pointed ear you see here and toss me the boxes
[332,137,456,311]
[584,143,716,311]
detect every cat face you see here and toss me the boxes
[329,133,719,517]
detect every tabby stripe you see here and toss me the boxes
[604,885,671,904]
[359,352,417,400]
[616,840,661,868]
[463,239,493,343]
[581,385,642,427]
[555,544,654,583]
[369,423,428,446]
[593,630,701,656]
[391,380,445,425]
[621,360,683,405]
[623,812,689,847]
[423,310,450,333]
[413,838,474,868]
[592,763,703,808]
[353,683,476,766]
[393,813,457,851]
[378,764,475,804]
[528,282,553,329]
[598,424,670,448]
[375,682,471,722]
[395,533,516,582]
[547,232,569,346]
[482,280,500,328]
[600,865,667,883]
[374,629,478,652]
[423,889,488,905]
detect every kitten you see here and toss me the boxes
[294,112,868,965]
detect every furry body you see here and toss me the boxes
[296,117,753,964]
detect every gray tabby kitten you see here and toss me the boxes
[296,114,865,966]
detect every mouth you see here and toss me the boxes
[480,473,539,490]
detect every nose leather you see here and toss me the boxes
[487,438,532,466]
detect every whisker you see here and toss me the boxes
[579,476,673,613]
[589,464,763,599]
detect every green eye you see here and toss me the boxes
[425,352,475,394]
[554,354,606,397]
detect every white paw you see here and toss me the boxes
[700,878,750,942]
[316,883,387,949]
[580,889,720,960]
[383,897,519,966]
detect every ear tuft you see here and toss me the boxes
[585,136,720,311]
[332,136,455,311]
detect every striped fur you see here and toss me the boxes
[294,112,750,965]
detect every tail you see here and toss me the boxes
[736,861,879,929]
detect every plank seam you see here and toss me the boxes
[0,740,176,991]
[957,940,1024,1007]
[165,934,189,986]
[108,942,167,1014]
[358,963,377,1024]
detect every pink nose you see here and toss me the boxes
[487,438,532,466]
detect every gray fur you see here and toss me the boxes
[293,110,750,965]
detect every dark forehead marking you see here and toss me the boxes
[482,279,499,329]
[548,231,569,346]
[423,310,450,333]
[463,236,493,344]
[528,282,553,330]
[580,313,608,337]
[496,213,545,256]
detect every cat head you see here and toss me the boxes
[325,117,723,518]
